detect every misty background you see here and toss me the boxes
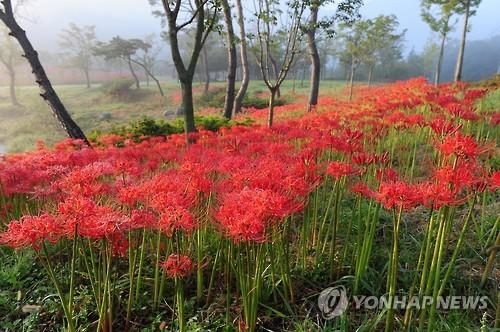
[1,0,499,86]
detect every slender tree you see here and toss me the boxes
[302,0,361,112]
[453,0,482,82]
[59,23,98,89]
[253,0,306,127]
[363,15,405,86]
[221,0,237,119]
[150,0,220,139]
[0,0,89,143]
[232,0,250,114]
[339,19,371,100]
[0,27,22,105]
[421,0,458,85]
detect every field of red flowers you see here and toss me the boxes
[0,78,498,331]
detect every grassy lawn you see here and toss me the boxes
[0,80,346,152]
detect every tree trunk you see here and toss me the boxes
[232,0,250,114]
[306,3,320,112]
[127,57,140,89]
[454,0,470,82]
[145,70,150,86]
[84,68,91,89]
[292,69,297,94]
[0,11,88,143]
[129,58,164,96]
[301,62,306,88]
[435,30,447,86]
[202,48,210,94]
[270,55,281,98]
[7,65,19,106]
[222,0,237,119]
[267,89,276,127]
[349,60,356,101]
[180,79,196,134]
[367,65,374,87]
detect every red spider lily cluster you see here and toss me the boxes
[0,78,497,253]
[0,78,498,332]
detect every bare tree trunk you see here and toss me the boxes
[145,69,150,86]
[306,3,320,112]
[292,69,297,94]
[7,66,19,106]
[301,62,306,88]
[454,0,470,82]
[0,5,88,143]
[202,48,210,94]
[1,54,20,106]
[129,58,164,96]
[233,0,250,114]
[127,56,140,89]
[181,79,196,134]
[435,30,447,86]
[367,65,374,87]
[84,67,91,89]
[267,88,276,127]
[349,60,356,101]
[270,55,281,98]
[222,0,236,119]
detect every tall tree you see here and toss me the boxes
[221,0,236,119]
[0,27,22,105]
[302,0,361,112]
[150,0,220,139]
[363,15,405,86]
[0,0,88,143]
[453,0,482,82]
[253,0,306,127]
[421,0,458,85]
[59,23,98,89]
[232,0,250,114]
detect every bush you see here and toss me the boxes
[100,78,135,97]
[90,115,254,144]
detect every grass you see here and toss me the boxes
[0,80,346,152]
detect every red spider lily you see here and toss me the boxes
[433,160,486,193]
[0,214,64,250]
[326,161,356,179]
[57,197,128,240]
[158,206,196,236]
[161,254,193,279]
[216,188,301,243]
[349,182,375,199]
[417,182,460,209]
[429,117,462,137]
[436,132,488,159]
[490,171,500,190]
[376,168,399,183]
[375,181,421,210]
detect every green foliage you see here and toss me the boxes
[100,78,135,97]
[90,115,254,143]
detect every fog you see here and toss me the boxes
[20,0,500,53]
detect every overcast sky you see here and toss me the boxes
[17,0,500,54]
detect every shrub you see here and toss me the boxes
[100,78,135,97]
